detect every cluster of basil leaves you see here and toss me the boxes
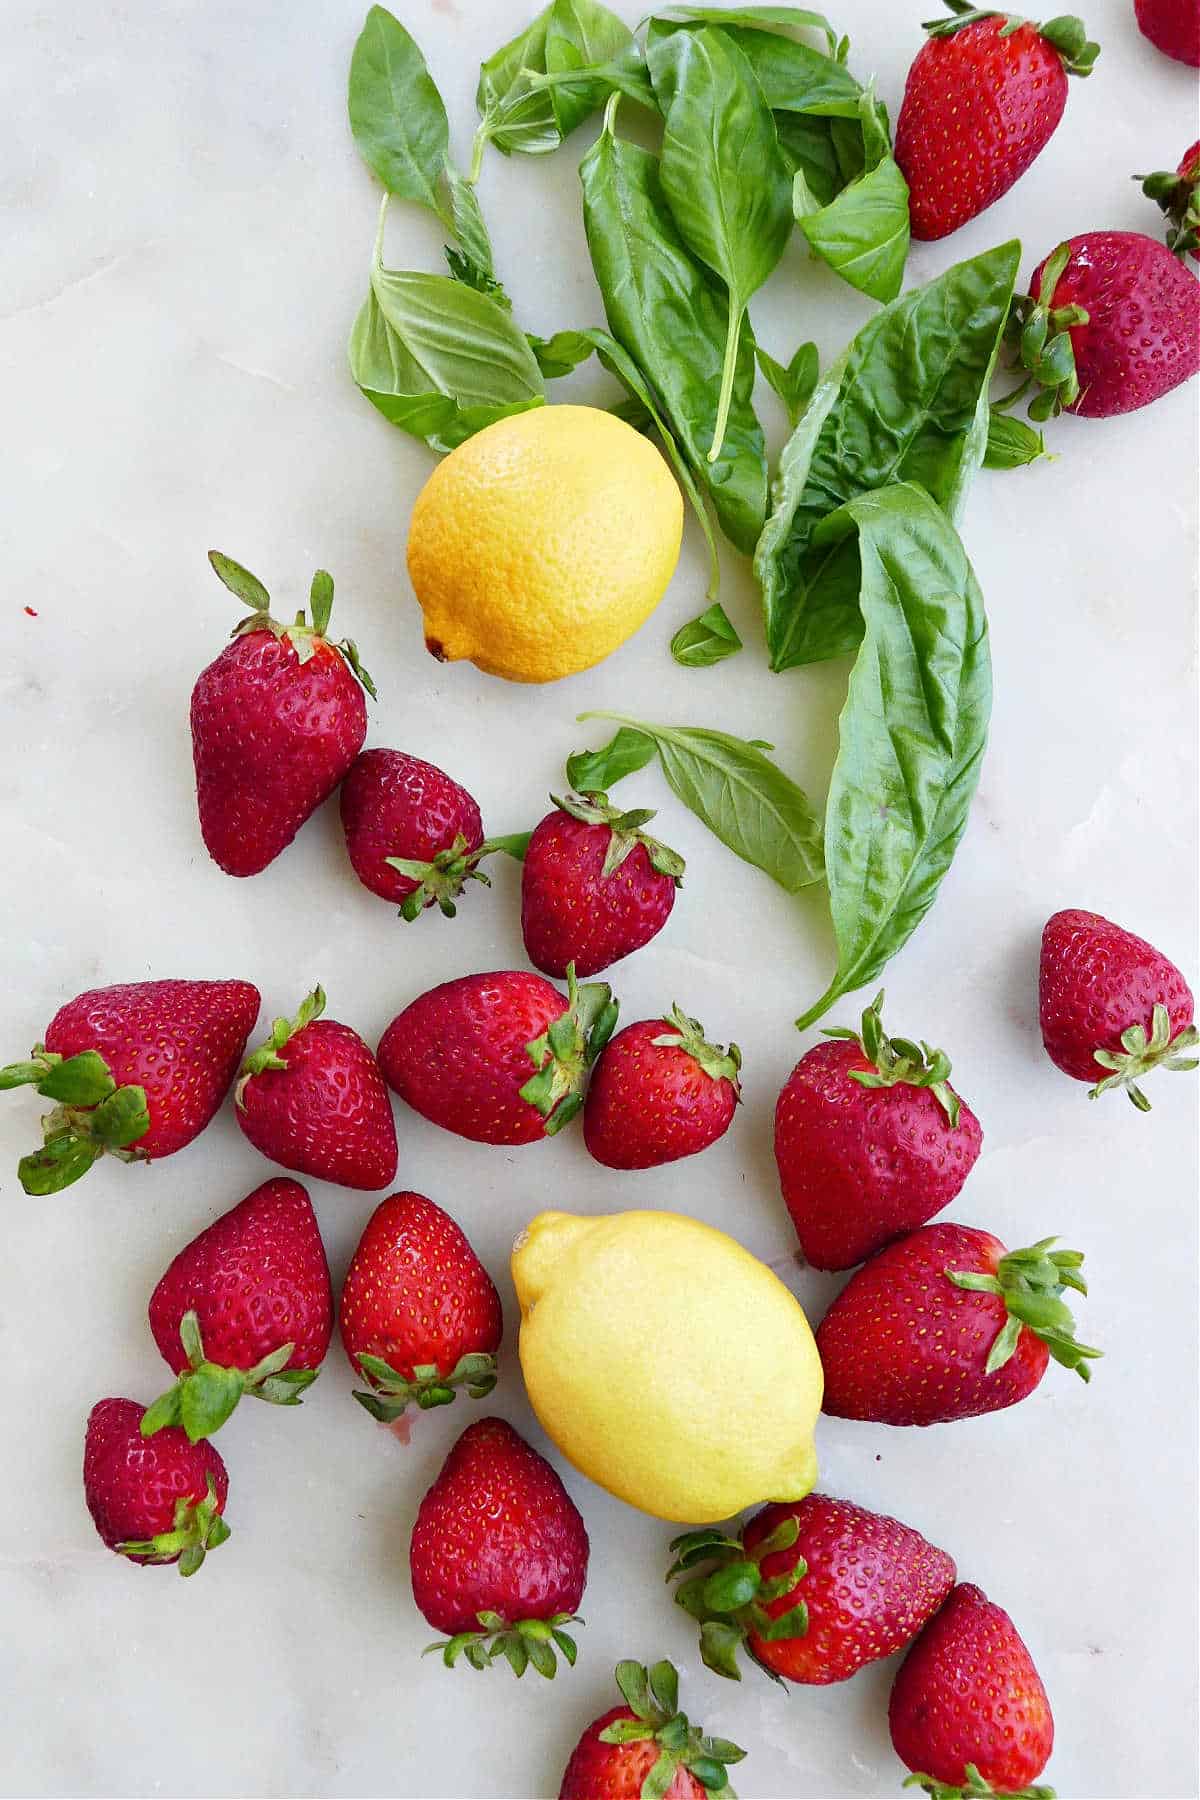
[345,2,1034,1025]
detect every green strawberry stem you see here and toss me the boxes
[386,832,531,923]
[552,791,685,883]
[208,551,377,697]
[666,1516,809,1684]
[651,1006,742,1093]
[922,1,1100,76]
[1136,161,1200,259]
[1088,1002,1199,1111]
[424,1610,583,1680]
[140,1310,316,1443]
[904,1763,1057,1799]
[352,1351,499,1423]
[519,963,619,1135]
[1,1043,150,1195]
[946,1237,1102,1380]
[236,984,326,1103]
[996,242,1091,421]
[823,990,963,1126]
[598,1661,746,1796]
[116,1474,231,1578]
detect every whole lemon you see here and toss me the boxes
[406,405,684,684]
[512,1209,822,1524]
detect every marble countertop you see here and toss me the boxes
[2,2,1197,1796]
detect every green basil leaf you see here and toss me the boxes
[528,329,596,378]
[799,150,909,301]
[755,340,818,427]
[650,6,841,57]
[476,6,558,158]
[476,0,636,160]
[348,7,451,221]
[443,167,499,286]
[671,602,743,668]
[567,725,658,792]
[755,240,1021,670]
[690,23,861,114]
[545,0,638,138]
[983,408,1050,470]
[796,483,992,1027]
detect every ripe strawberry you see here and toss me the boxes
[1135,0,1200,64]
[521,793,684,978]
[83,1397,230,1577]
[235,985,397,1188]
[583,1006,740,1170]
[1040,907,1198,1109]
[890,1582,1055,1794]
[378,966,618,1145]
[339,1191,502,1422]
[410,1417,589,1678]
[817,1223,1100,1425]
[1137,140,1200,260]
[558,1661,745,1799]
[775,992,982,1271]
[191,552,375,877]
[895,6,1100,242]
[667,1494,955,1687]
[142,1177,333,1442]
[1,978,259,1195]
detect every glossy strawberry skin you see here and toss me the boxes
[148,1178,333,1378]
[1135,0,1200,64]
[584,1019,737,1170]
[817,1224,1050,1426]
[410,1418,588,1635]
[1031,232,1200,416]
[521,811,676,978]
[43,979,259,1159]
[83,1398,228,1562]
[237,1018,398,1190]
[339,1191,502,1381]
[889,1582,1055,1789]
[775,1040,982,1271]
[896,18,1068,241]
[1040,907,1195,1081]
[378,971,568,1146]
[559,1710,705,1800]
[339,748,484,906]
[191,630,367,877]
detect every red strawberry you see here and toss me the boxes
[521,793,683,978]
[583,1006,740,1170]
[895,7,1100,242]
[1135,0,1200,64]
[410,1417,589,1678]
[817,1223,1100,1425]
[559,1661,745,1799]
[378,966,618,1145]
[143,1177,333,1442]
[83,1397,230,1577]
[1137,139,1200,260]
[775,991,982,1271]
[191,552,375,877]
[1040,907,1198,1109]
[890,1582,1055,1794]
[1,977,259,1195]
[235,985,397,1189]
[339,1191,503,1422]
[667,1494,955,1687]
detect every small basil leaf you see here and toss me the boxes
[650,6,841,58]
[528,329,596,378]
[567,725,657,792]
[442,166,501,287]
[983,408,1050,470]
[544,0,638,139]
[671,602,743,668]
[755,340,818,428]
[798,150,910,303]
[348,7,452,222]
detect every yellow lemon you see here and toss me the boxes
[406,404,684,684]
[511,1209,822,1524]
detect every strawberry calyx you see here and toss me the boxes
[553,791,686,884]
[208,551,378,698]
[994,242,1091,421]
[921,1,1100,73]
[904,1764,1057,1799]
[116,1473,231,1579]
[651,1005,742,1094]
[823,990,963,1127]
[666,1517,809,1685]
[235,984,325,1104]
[598,1660,746,1795]
[140,1309,318,1443]
[424,1609,582,1680]
[386,832,531,922]
[519,963,619,1135]
[1088,1001,1199,1111]
[1135,148,1200,259]
[352,1350,499,1423]
[946,1237,1102,1381]
[1,1044,150,1195]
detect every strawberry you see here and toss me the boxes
[378,966,618,1145]
[410,1417,589,1678]
[339,1191,503,1422]
[1135,0,1200,64]
[191,552,375,877]
[521,793,684,978]
[1,977,259,1195]
[583,1006,740,1170]
[1136,139,1200,260]
[895,5,1100,242]
[667,1494,955,1687]
[558,1661,745,1799]
[1040,907,1198,1109]
[83,1397,230,1577]
[142,1177,333,1442]
[817,1223,1100,1425]
[775,992,982,1271]
[890,1582,1055,1795]
[234,985,397,1189]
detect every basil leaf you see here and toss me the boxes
[983,409,1049,470]
[528,329,596,378]
[755,340,818,427]
[650,6,841,57]
[443,167,499,286]
[475,0,635,161]
[476,6,558,158]
[580,110,766,555]
[348,7,451,221]
[797,93,910,303]
[704,23,861,113]
[655,26,793,463]
[567,726,657,792]
[796,483,991,1027]
[580,711,824,892]
[545,0,638,138]
[755,240,1021,669]
[671,603,743,667]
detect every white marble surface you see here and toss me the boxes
[2,3,1197,1796]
